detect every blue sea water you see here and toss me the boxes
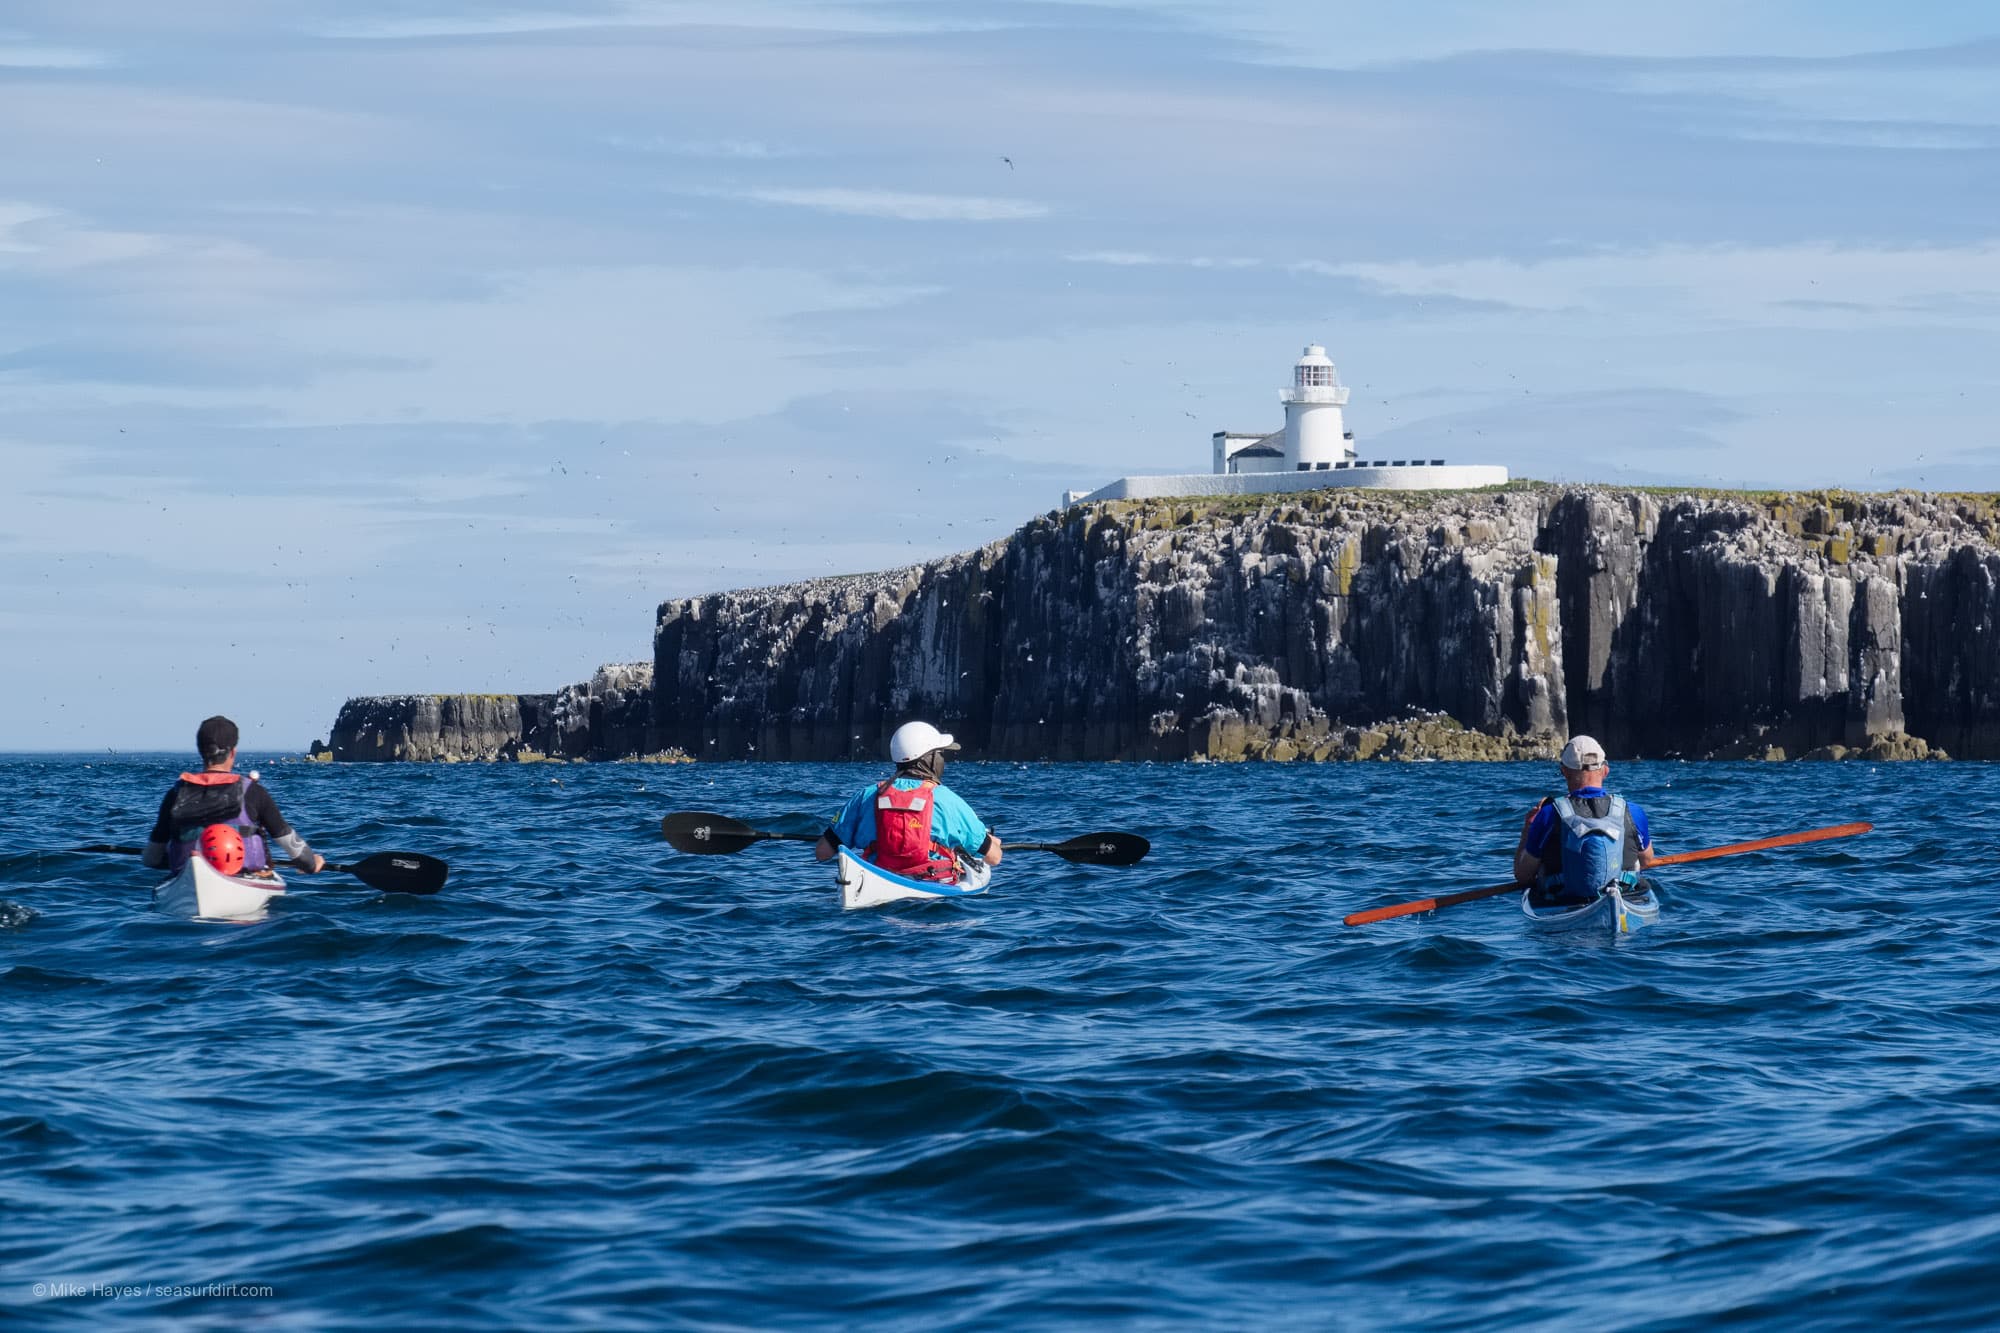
[1,754,1992,1330]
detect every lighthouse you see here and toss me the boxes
[1280,344,1352,471]
[1060,340,1509,507]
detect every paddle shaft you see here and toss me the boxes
[82,843,324,862]
[1647,821,1872,867]
[1343,880,1519,927]
[75,845,447,895]
[1342,820,1873,927]
[661,812,1148,866]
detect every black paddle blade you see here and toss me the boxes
[660,811,762,855]
[1046,832,1150,866]
[335,852,449,895]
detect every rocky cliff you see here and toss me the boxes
[650,486,2000,761]
[328,666,669,762]
[551,663,656,760]
[329,693,560,762]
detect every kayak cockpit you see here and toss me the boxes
[835,847,992,910]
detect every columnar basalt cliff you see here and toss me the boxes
[551,664,655,760]
[328,667,673,762]
[330,693,559,762]
[650,487,2000,761]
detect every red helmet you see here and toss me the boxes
[199,823,245,876]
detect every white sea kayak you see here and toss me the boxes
[1520,879,1661,935]
[156,857,287,921]
[836,847,992,911]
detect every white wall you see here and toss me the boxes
[1213,432,1273,475]
[1066,463,1511,506]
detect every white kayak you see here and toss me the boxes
[836,847,992,911]
[1520,879,1661,935]
[156,857,287,921]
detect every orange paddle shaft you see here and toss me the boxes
[1341,821,1874,927]
[1647,821,1873,867]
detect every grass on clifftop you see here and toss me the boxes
[1086,480,1542,524]
[1074,479,2000,529]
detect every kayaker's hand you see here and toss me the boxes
[1522,797,1550,836]
[297,852,326,875]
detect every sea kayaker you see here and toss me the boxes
[141,715,326,877]
[813,721,1001,882]
[1513,733,1658,905]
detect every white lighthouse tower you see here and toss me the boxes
[1280,344,1352,471]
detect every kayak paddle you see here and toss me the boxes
[77,845,449,895]
[660,812,816,854]
[1342,820,1874,927]
[660,813,1150,866]
[1001,833,1150,866]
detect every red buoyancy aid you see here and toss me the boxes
[165,772,271,873]
[864,780,960,883]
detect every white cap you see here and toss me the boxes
[889,720,959,763]
[1559,734,1607,769]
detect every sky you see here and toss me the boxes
[3,1,1997,749]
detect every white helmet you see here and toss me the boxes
[889,720,959,763]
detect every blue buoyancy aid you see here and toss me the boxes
[1541,794,1636,902]
[164,773,270,872]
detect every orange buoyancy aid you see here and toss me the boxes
[865,780,960,883]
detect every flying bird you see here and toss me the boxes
[1001,156,1014,169]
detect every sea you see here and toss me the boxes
[1,753,1991,1330]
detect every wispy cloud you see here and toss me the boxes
[1067,251,1260,269]
[605,134,801,159]
[0,202,169,270]
[1727,122,1997,151]
[731,187,1049,222]
[1325,242,2000,325]
[313,11,646,41]
[0,42,108,69]
[312,2,1005,41]
[0,199,336,316]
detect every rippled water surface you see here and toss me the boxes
[2,755,1992,1328]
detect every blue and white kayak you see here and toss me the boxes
[1520,879,1661,935]
[836,848,991,911]
[156,857,287,921]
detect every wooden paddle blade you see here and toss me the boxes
[1650,821,1872,867]
[660,811,762,854]
[336,852,449,895]
[1045,832,1150,866]
[1344,881,1519,927]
